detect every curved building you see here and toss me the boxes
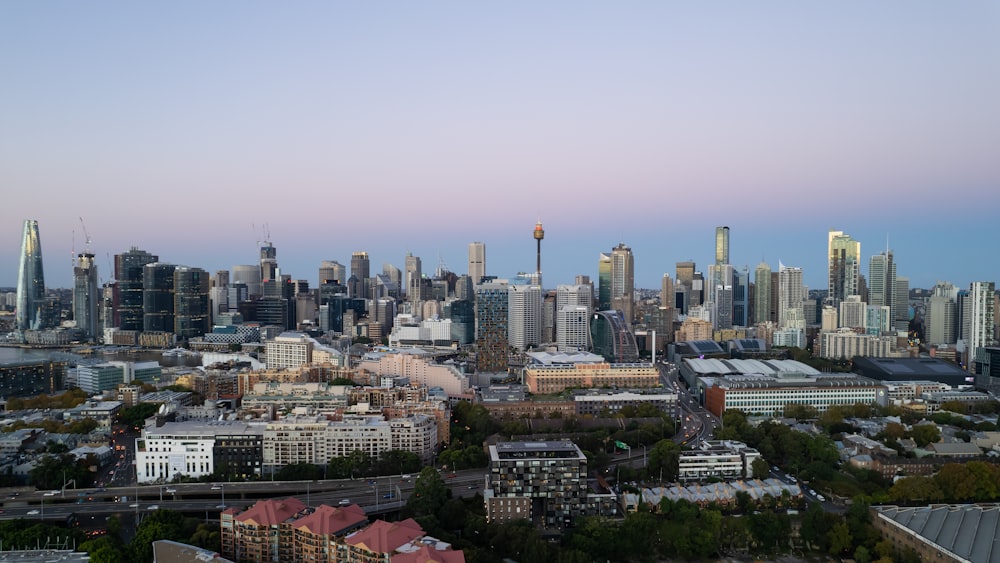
[591,310,638,363]
[15,220,47,331]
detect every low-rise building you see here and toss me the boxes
[135,420,264,483]
[872,504,1000,562]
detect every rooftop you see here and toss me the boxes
[874,504,1000,563]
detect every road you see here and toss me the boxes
[658,360,718,445]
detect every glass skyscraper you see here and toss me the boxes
[15,220,47,331]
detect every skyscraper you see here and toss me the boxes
[15,219,47,331]
[610,243,635,324]
[468,242,486,285]
[868,251,897,330]
[925,282,958,345]
[73,252,99,340]
[828,230,861,306]
[968,281,996,372]
[143,263,177,333]
[476,280,510,373]
[895,276,910,332]
[556,284,593,352]
[405,253,422,302]
[508,284,542,351]
[660,274,673,308]
[319,260,346,286]
[753,262,772,325]
[733,267,749,327]
[259,241,278,283]
[231,264,262,299]
[174,266,210,339]
[597,253,612,311]
[350,251,370,299]
[778,263,805,328]
[115,247,158,330]
[715,226,730,267]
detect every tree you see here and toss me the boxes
[130,509,191,562]
[274,462,323,481]
[647,439,680,482]
[827,521,853,555]
[118,403,160,429]
[29,453,90,490]
[909,423,941,447]
[751,457,770,480]
[407,466,448,517]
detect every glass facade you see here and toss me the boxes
[15,219,47,331]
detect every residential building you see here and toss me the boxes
[485,441,592,527]
[828,230,861,306]
[753,262,772,325]
[591,310,639,363]
[778,263,804,329]
[475,280,510,373]
[508,284,542,351]
[73,252,99,341]
[15,219,49,332]
[609,243,635,324]
[868,251,897,330]
[967,281,996,373]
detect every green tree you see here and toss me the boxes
[909,423,941,447]
[751,457,770,480]
[407,466,448,517]
[274,462,323,481]
[130,510,191,562]
[827,521,853,555]
[29,453,90,489]
[647,439,680,482]
[118,403,160,429]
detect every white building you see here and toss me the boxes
[135,420,265,483]
[508,284,542,351]
[357,350,470,396]
[819,329,902,360]
[556,305,591,352]
[838,296,866,329]
[265,332,313,370]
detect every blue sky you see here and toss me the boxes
[2,2,998,291]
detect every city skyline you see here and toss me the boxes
[2,2,998,291]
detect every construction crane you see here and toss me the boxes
[78,217,93,253]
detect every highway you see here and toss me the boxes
[0,468,489,522]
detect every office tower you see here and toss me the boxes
[926,282,958,345]
[508,284,542,351]
[610,243,635,324]
[228,283,249,312]
[660,274,673,308]
[597,253,612,310]
[557,284,594,315]
[476,280,510,372]
[143,263,177,333]
[895,276,910,332]
[533,222,544,288]
[231,264,262,299]
[443,298,473,345]
[15,220,47,331]
[591,310,639,363]
[715,226,730,267]
[778,263,805,328]
[839,295,866,330]
[691,272,705,308]
[707,264,734,329]
[174,266,210,339]
[753,262,771,325]
[455,275,473,302]
[868,251,897,329]
[733,267,749,327]
[259,241,277,283]
[770,271,781,323]
[209,270,229,320]
[405,253,422,302]
[72,252,99,340]
[350,252,370,299]
[382,263,401,291]
[542,290,556,343]
[319,260,346,286]
[968,281,996,372]
[115,247,158,330]
[821,307,838,331]
[676,261,695,285]
[468,242,486,285]
[828,230,861,306]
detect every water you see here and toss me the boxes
[0,346,204,368]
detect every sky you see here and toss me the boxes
[2,2,998,292]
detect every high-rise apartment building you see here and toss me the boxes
[556,284,593,352]
[828,230,861,306]
[610,243,635,324]
[753,262,771,325]
[838,295,866,330]
[476,280,509,373]
[868,251,897,330]
[15,220,47,332]
[733,267,749,327]
[707,264,734,329]
[73,252,99,340]
[660,274,673,308]
[508,284,542,351]
[778,263,805,329]
[115,247,158,331]
[895,276,910,332]
[968,281,996,373]
[174,266,210,339]
[468,242,486,285]
[925,282,958,345]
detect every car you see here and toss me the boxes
[210,485,222,490]
[128,503,139,508]
[338,499,351,506]
[467,484,479,489]
[165,488,177,494]
[147,505,159,511]
[817,494,826,502]
[367,480,376,485]
[401,474,412,480]
[43,492,57,497]
[382,493,394,499]
[27,510,39,515]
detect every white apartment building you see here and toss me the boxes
[838,296,866,329]
[508,284,542,351]
[557,305,590,352]
[356,351,470,396]
[265,332,312,370]
[819,329,903,360]
[262,414,437,472]
[135,420,265,483]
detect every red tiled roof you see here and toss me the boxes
[236,497,307,527]
[292,504,367,536]
[392,544,466,563]
[346,518,424,554]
